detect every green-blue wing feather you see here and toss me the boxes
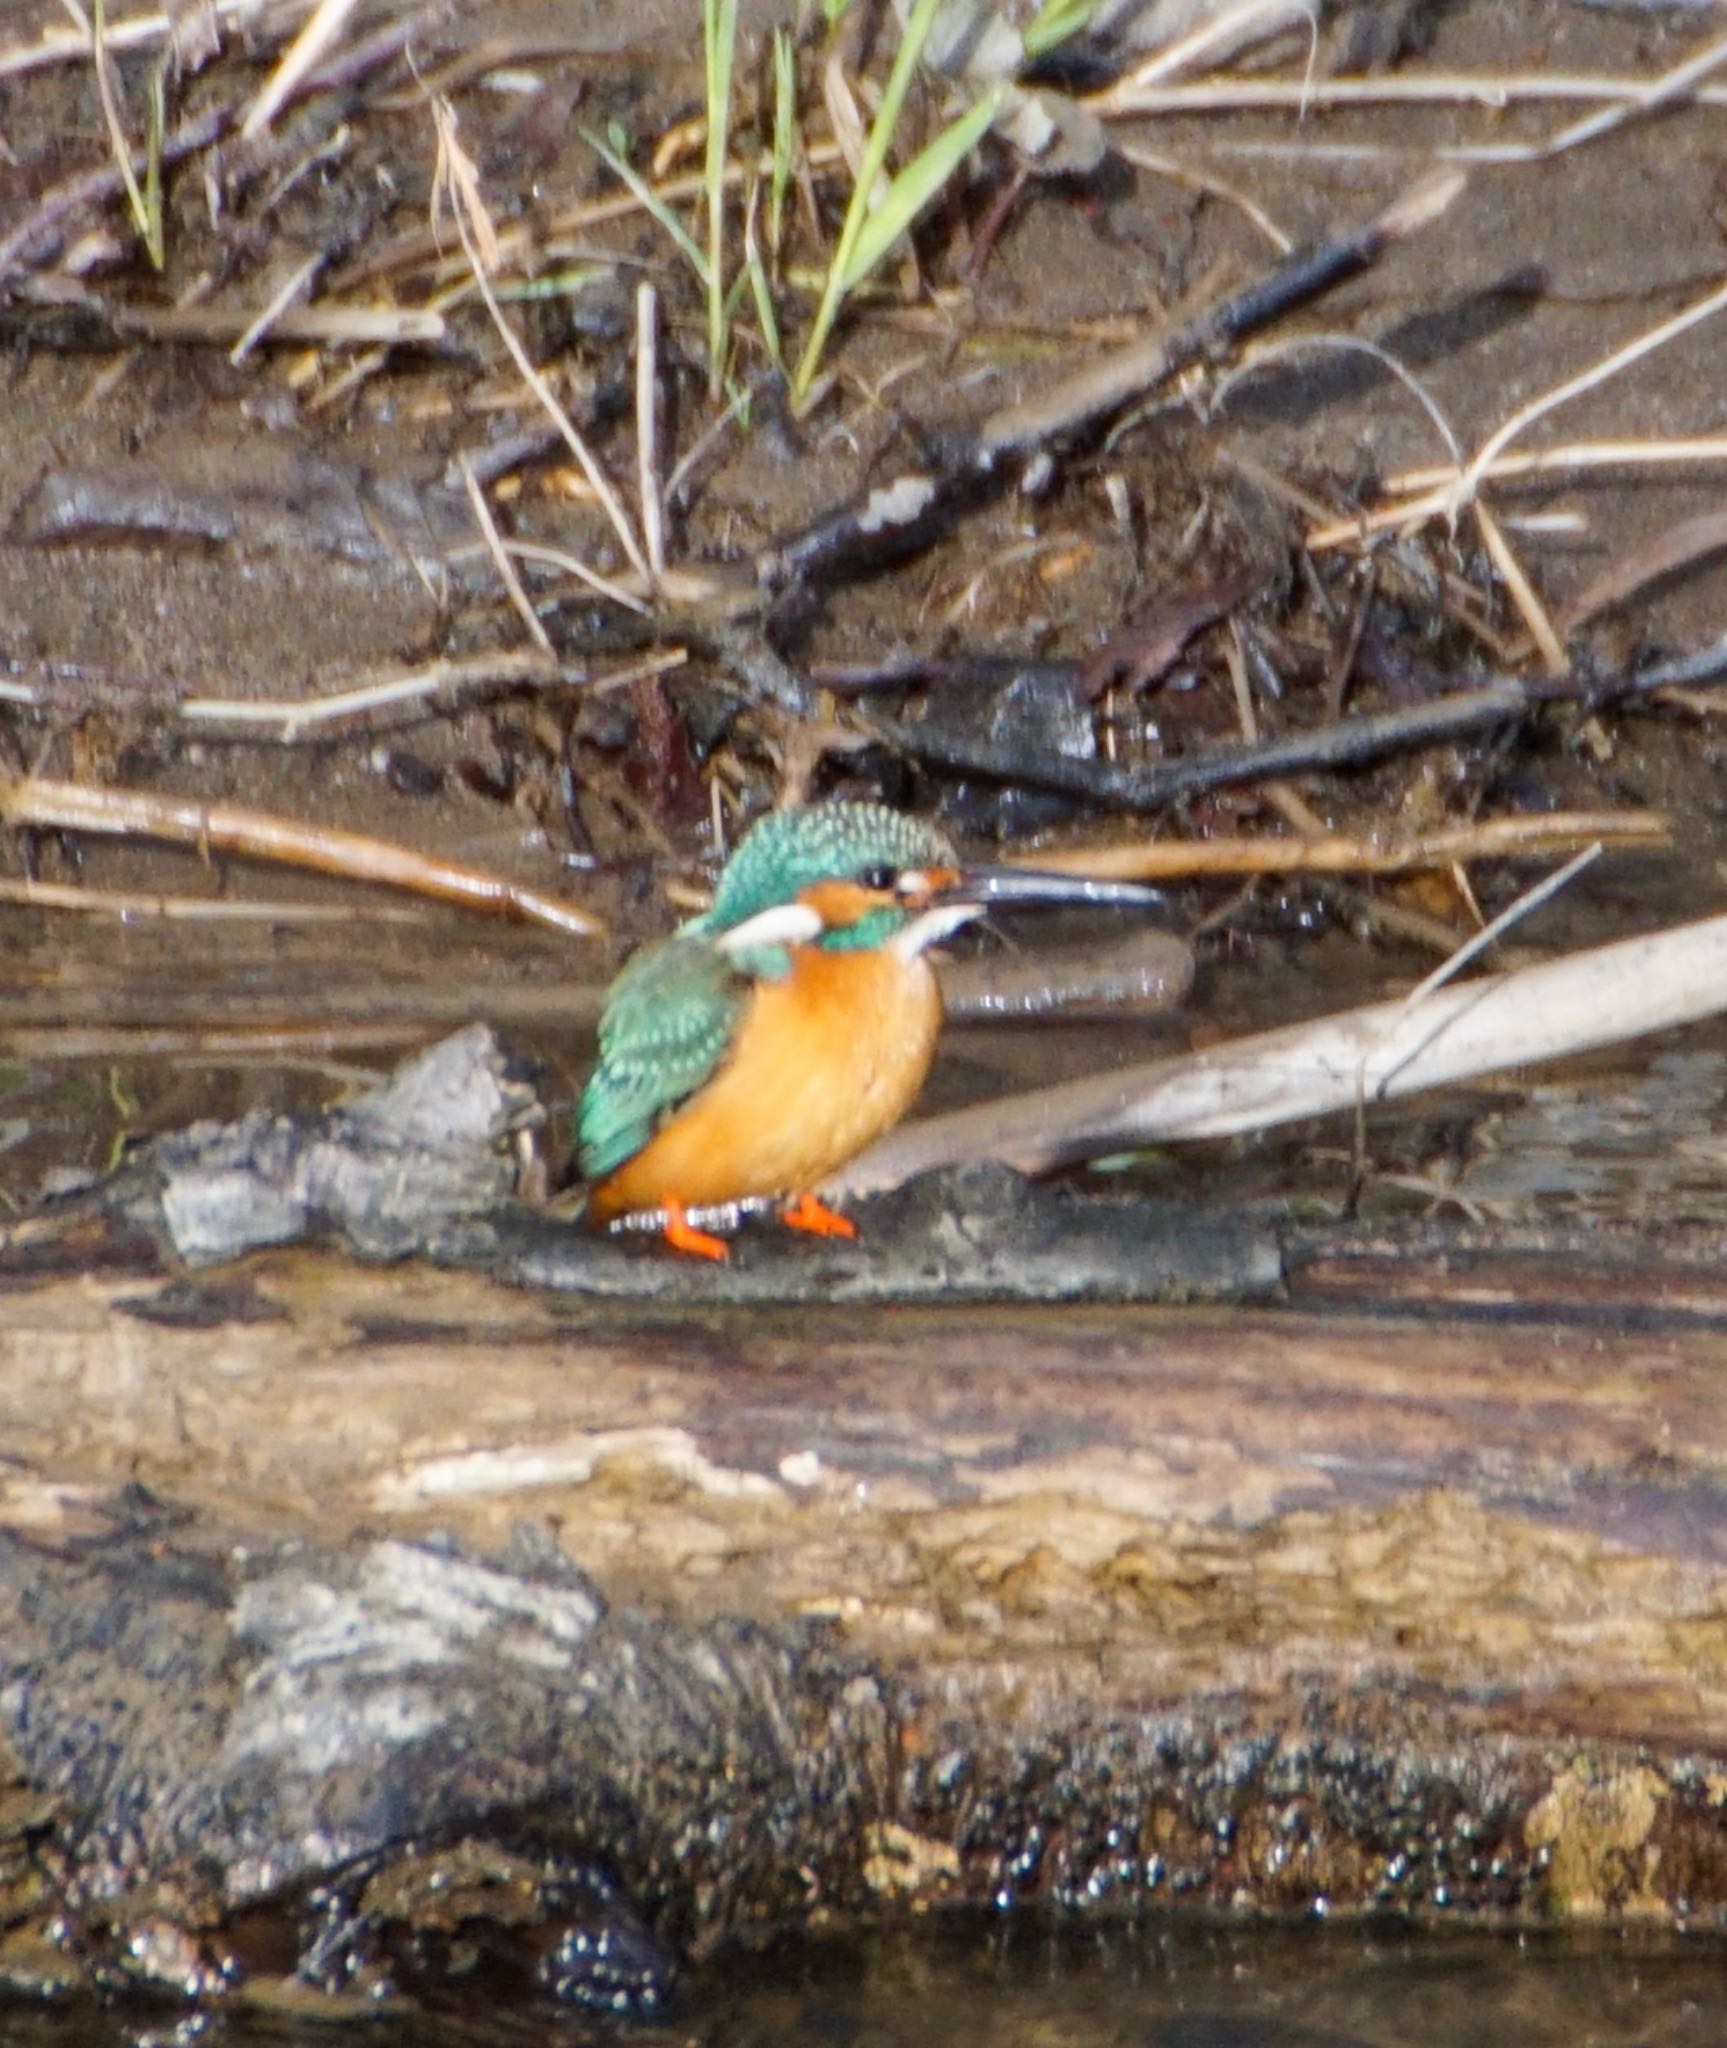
[576,935,751,1182]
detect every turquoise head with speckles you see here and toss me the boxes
[692,802,958,954]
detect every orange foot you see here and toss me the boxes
[782,1190,857,1241]
[663,1197,730,1262]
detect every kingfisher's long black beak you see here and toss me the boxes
[941,865,1167,912]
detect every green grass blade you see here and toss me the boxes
[791,0,947,403]
[1022,0,1101,60]
[703,0,739,393]
[769,26,796,263]
[93,0,165,270]
[828,0,944,288]
[743,183,783,367]
[839,82,1002,293]
[580,125,710,285]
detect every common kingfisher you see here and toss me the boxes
[577,801,1160,1259]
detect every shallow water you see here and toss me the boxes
[3,1919,1724,2048]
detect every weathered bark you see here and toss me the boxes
[1,1031,1725,2009]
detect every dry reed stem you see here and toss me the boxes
[1390,437,1727,497]
[1394,844,1599,1017]
[838,907,1727,1191]
[0,1023,438,1062]
[1006,811,1666,884]
[1111,27,1727,169]
[499,541,653,616]
[458,455,554,654]
[93,300,443,346]
[0,777,605,937]
[0,0,256,80]
[1451,280,1727,522]
[1115,144,1292,251]
[635,283,666,589]
[1090,64,1727,125]
[1308,438,1727,552]
[0,877,431,921]
[228,251,323,362]
[300,346,388,414]
[1504,22,1727,167]
[241,0,363,141]
[1110,0,1318,96]
[1473,497,1567,676]
[430,97,652,588]
[175,648,684,737]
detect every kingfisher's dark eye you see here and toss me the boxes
[856,863,898,892]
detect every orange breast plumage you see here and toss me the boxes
[587,944,942,1225]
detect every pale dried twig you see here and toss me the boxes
[1473,496,1567,676]
[1007,811,1666,883]
[635,282,666,588]
[1451,277,1727,520]
[182,648,684,738]
[837,910,1727,1190]
[430,96,652,586]
[1098,0,1318,101]
[1089,60,1727,132]
[0,0,255,80]
[228,250,323,363]
[458,454,554,654]
[0,877,432,922]
[500,540,653,615]
[121,298,444,348]
[1115,144,1292,253]
[241,0,362,141]
[1308,438,1727,551]
[1394,843,1601,1018]
[0,777,606,936]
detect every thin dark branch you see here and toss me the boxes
[870,685,1527,812]
[755,170,1465,594]
[867,634,1727,816]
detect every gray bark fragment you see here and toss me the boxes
[125,1025,538,1266]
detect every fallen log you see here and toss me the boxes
[3,1205,1727,2007]
[4,1010,1727,2013]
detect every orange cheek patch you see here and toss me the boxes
[800,879,890,927]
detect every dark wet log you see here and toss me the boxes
[3,1035,1727,2009]
[24,1024,1252,1300]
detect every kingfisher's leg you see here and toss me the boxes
[782,1190,857,1240]
[663,1197,730,1261]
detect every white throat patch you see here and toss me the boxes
[890,902,981,960]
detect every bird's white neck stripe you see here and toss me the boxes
[890,902,980,960]
[717,902,825,954]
